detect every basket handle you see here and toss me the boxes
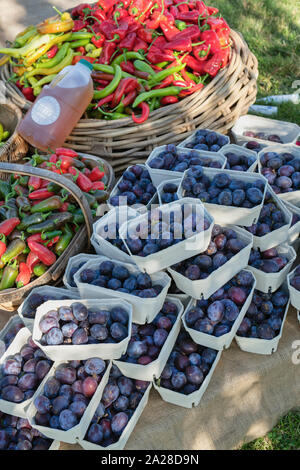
[0,162,93,244]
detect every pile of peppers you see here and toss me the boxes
[0,147,109,291]
[0,0,231,123]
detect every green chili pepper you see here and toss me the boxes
[148,64,186,86]
[93,64,122,100]
[26,48,74,78]
[31,153,49,166]
[5,200,18,219]
[33,263,47,277]
[23,246,30,254]
[69,39,90,49]
[69,32,93,41]
[1,239,26,265]
[72,210,85,225]
[1,131,10,142]
[34,74,57,88]
[54,224,73,256]
[27,212,73,233]
[47,182,61,193]
[103,112,128,120]
[111,52,144,67]
[133,86,184,108]
[83,192,98,209]
[31,196,63,213]
[41,230,62,240]
[14,26,38,48]
[175,20,187,31]
[16,196,31,212]
[0,207,7,220]
[0,181,11,199]
[0,260,19,290]
[92,190,109,203]
[133,60,155,76]
[18,212,50,230]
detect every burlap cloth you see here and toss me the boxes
[0,305,299,450]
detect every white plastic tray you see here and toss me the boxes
[283,200,300,244]
[18,286,80,332]
[153,349,222,408]
[74,256,171,325]
[248,244,296,293]
[156,178,181,206]
[177,168,268,226]
[91,206,139,264]
[63,253,100,292]
[26,360,112,444]
[168,292,191,308]
[235,286,290,355]
[168,225,253,300]
[113,297,183,381]
[0,314,24,359]
[232,114,300,146]
[32,299,132,361]
[245,185,292,251]
[258,144,300,205]
[145,145,227,188]
[182,271,256,350]
[287,265,300,311]
[221,143,258,172]
[119,198,214,275]
[78,381,152,450]
[178,129,230,152]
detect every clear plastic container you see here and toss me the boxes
[18,59,94,150]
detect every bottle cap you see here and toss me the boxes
[79,59,94,71]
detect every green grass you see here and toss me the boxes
[240,411,300,450]
[212,0,300,124]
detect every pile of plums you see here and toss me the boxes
[180,130,229,153]
[119,299,179,365]
[158,330,218,395]
[236,288,289,339]
[97,221,129,254]
[243,131,283,144]
[109,165,156,207]
[181,167,265,207]
[224,150,256,171]
[289,265,300,291]
[249,248,289,273]
[79,260,164,298]
[244,191,287,237]
[1,319,24,352]
[22,291,74,319]
[148,144,223,172]
[0,413,53,450]
[184,270,254,337]
[260,151,300,194]
[38,302,130,346]
[160,182,179,204]
[244,141,266,153]
[67,262,86,288]
[0,337,52,403]
[84,365,150,447]
[171,225,247,281]
[123,204,211,257]
[33,359,108,431]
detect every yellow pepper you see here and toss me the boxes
[23,32,72,66]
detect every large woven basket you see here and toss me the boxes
[0,101,28,163]
[0,29,258,172]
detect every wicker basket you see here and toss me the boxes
[0,30,258,172]
[0,162,94,309]
[0,101,28,163]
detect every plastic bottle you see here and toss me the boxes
[256,94,299,105]
[18,59,94,151]
[249,105,278,116]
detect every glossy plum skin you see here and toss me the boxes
[109,165,155,208]
[184,270,254,337]
[179,131,228,154]
[236,288,289,339]
[248,247,289,273]
[85,366,150,447]
[157,330,218,395]
[259,150,300,194]
[171,225,247,281]
[244,190,287,237]
[224,151,256,171]
[160,182,179,204]
[22,291,74,320]
[33,359,108,431]
[0,412,53,450]
[38,302,130,346]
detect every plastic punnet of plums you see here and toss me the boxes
[21,290,77,320]
[170,224,247,281]
[84,366,150,447]
[224,150,256,172]
[0,336,53,404]
[259,150,300,195]
[243,131,283,144]
[109,165,156,208]
[32,359,108,432]
[156,329,218,395]
[0,318,24,354]
[118,299,179,365]
[289,265,300,292]
[66,262,87,288]
[236,288,289,340]
[248,247,289,274]
[180,130,229,154]
[38,302,130,346]
[0,412,54,450]
[184,270,254,337]
[159,182,180,204]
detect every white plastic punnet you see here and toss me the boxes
[63,253,100,292]
[167,292,191,308]
[182,270,256,350]
[18,286,80,332]
[283,200,300,244]
[91,206,139,264]
[74,256,171,324]
[243,185,292,251]
[0,315,24,359]
[235,286,290,355]
[287,265,300,310]
[248,243,296,293]
[168,225,253,300]
[154,349,222,408]
[119,198,214,275]
[220,143,258,172]
[0,327,43,418]
[232,114,300,146]
[113,297,183,381]
[177,167,268,226]
[27,360,112,444]
[32,299,132,361]
[258,144,300,205]
[178,129,230,151]
[156,178,181,206]
[78,381,152,450]
[145,145,227,188]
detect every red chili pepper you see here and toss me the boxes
[181,68,196,86]
[122,90,137,107]
[28,241,56,266]
[207,5,219,15]
[57,155,74,172]
[172,80,189,87]
[72,55,96,65]
[179,82,204,97]
[83,167,91,177]
[147,48,174,64]
[160,21,180,41]
[16,263,31,288]
[49,154,58,163]
[94,93,114,108]
[47,45,58,59]
[206,17,227,30]
[133,38,148,52]
[153,75,174,89]
[173,25,201,42]
[91,181,105,190]
[132,102,150,124]
[164,37,193,52]
[22,87,35,102]
[161,95,179,105]
[89,167,105,182]
[0,235,6,258]
[91,34,105,48]
[111,78,139,108]
[72,20,86,32]
[119,32,137,50]
[26,251,40,274]
[59,202,70,212]
[27,234,44,244]
[98,0,116,12]
[47,236,60,248]
[183,55,206,73]
[76,46,86,55]
[99,42,116,64]
[28,175,42,191]
[201,30,222,54]
[137,28,153,44]
[193,43,211,61]
[55,148,78,158]
[120,61,136,74]
[69,167,93,192]
[40,179,50,188]
[28,189,55,200]
[0,218,20,237]
[176,11,200,22]
[203,49,230,77]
